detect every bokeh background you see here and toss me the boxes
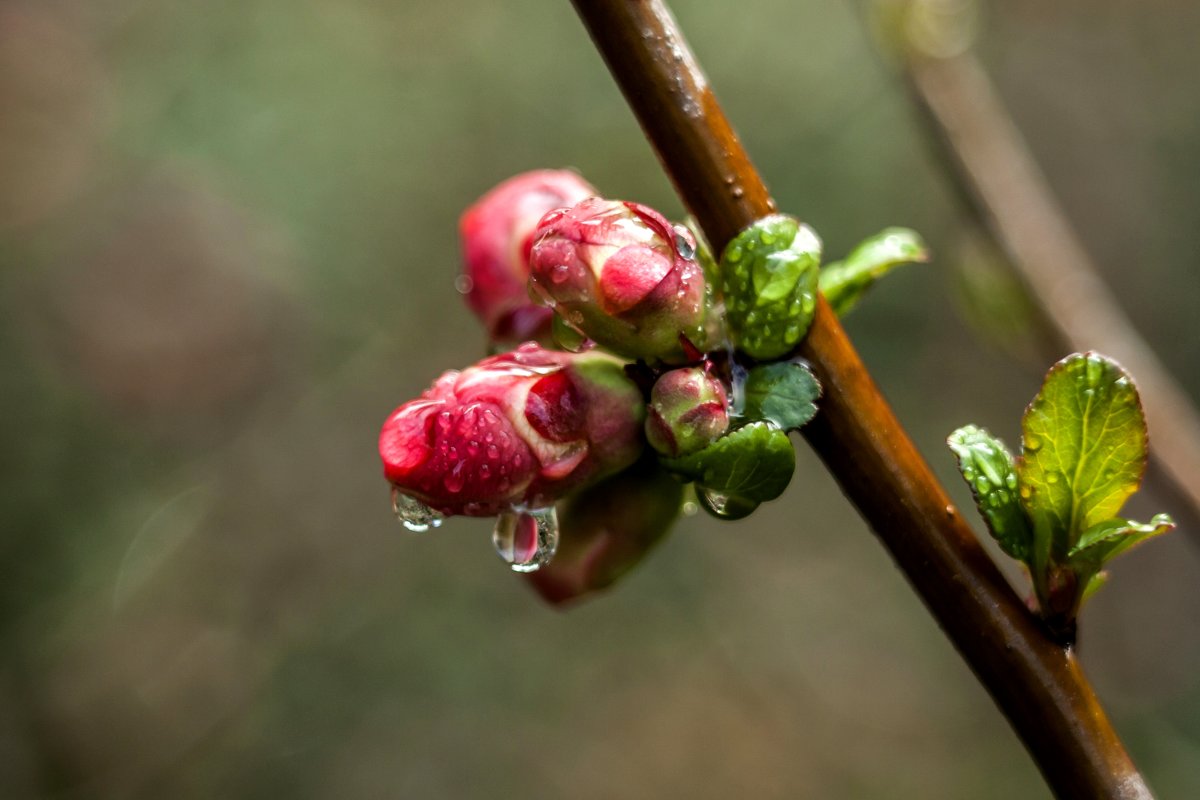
[2,1,1198,797]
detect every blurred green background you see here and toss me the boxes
[2,1,1198,797]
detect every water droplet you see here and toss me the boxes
[697,487,757,520]
[731,185,745,199]
[974,476,991,495]
[391,488,444,532]
[443,462,466,493]
[682,500,699,517]
[672,225,696,259]
[486,444,500,459]
[492,507,558,572]
[437,411,452,433]
[1046,472,1061,485]
[551,264,570,284]
[1025,435,1042,452]
[454,275,474,294]
[1019,485,1033,500]
[1085,354,1104,387]
[1005,473,1018,491]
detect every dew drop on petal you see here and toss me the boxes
[672,225,696,260]
[443,462,466,493]
[492,507,558,572]
[391,488,444,533]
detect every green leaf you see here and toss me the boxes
[1069,513,1175,565]
[820,228,928,316]
[1016,353,1147,552]
[1081,571,1109,603]
[947,425,1033,561]
[720,215,821,360]
[741,362,821,432]
[663,421,795,506]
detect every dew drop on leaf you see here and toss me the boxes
[696,487,758,520]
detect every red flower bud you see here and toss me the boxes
[459,170,596,343]
[529,198,713,362]
[644,367,730,457]
[379,343,644,517]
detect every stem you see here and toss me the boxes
[569,2,1151,797]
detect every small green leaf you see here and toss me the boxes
[947,425,1033,561]
[1069,513,1175,564]
[1016,353,1147,552]
[663,421,795,506]
[1081,571,1109,603]
[720,215,821,360]
[741,362,821,432]
[820,228,928,316]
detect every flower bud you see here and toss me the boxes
[460,170,596,343]
[379,343,644,516]
[525,457,682,606]
[529,198,712,362]
[644,367,730,457]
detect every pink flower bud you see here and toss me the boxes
[379,343,644,516]
[529,198,712,362]
[526,458,682,606]
[459,170,597,343]
[644,367,729,457]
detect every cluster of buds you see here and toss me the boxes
[381,168,902,602]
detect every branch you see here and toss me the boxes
[569,1,1151,797]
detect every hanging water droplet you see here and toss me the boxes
[391,488,444,532]
[492,507,558,572]
[454,274,474,294]
[681,500,699,517]
[696,487,757,520]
